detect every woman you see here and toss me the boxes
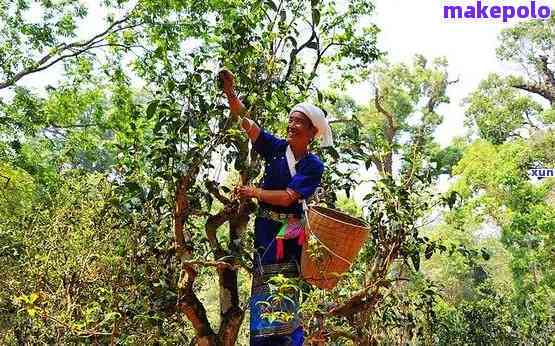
[219,70,332,346]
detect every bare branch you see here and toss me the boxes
[537,55,555,88]
[177,264,217,341]
[513,82,555,105]
[374,87,397,135]
[205,180,231,205]
[329,118,354,124]
[283,22,317,82]
[205,206,234,259]
[183,259,239,270]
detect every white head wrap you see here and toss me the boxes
[289,102,334,148]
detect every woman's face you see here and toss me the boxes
[287,111,316,145]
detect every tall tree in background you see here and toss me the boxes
[455,15,555,342]
[465,15,555,144]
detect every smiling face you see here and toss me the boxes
[287,111,317,147]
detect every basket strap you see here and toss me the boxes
[302,200,353,267]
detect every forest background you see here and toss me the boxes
[0,0,553,344]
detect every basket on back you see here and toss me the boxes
[301,206,369,290]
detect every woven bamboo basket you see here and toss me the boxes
[301,206,369,290]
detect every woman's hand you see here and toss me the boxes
[218,69,245,120]
[234,185,301,207]
[235,185,260,200]
[217,69,261,142]
[218,69,236,96]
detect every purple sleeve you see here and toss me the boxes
[287,158,324,200]
[253,129,287,161]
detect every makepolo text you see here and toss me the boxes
[443,1,552,22]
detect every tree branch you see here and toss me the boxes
[537,55,555,89]
[513,78,555,105]
[205,207,234,259]
[177,264,217,343]
[48,122,101,129]
[173,168,216,342]
[374,87,397,175]
[174,172,197,259]
[0,11,141,90]
[205,180,231,205]
[329,118,355,124]
[283,23,317,83]
[329,289,383,318]
[374,87,397,135]
[183,259,239,270]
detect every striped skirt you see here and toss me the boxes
[249,262,304,345]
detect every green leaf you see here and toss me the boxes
[104,311,121,321]
[424,244,434,259]
[264,0,277,11]
[481,248,491,261]
[27,308,37,317]
[326,147,339,160]
[444,191,460,209]
[307,41,319,50]
[146,100,159,119]
[410,251,420,271]
[312,9,321,26]
[29,292,39,304]
[286,36,297,49]
[317,90,323,103]
[167,79,175,93]
[365,159,373,170]
[280,10,286,23]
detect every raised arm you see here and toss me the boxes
[219,70,304,206]
[219,69,261,142]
